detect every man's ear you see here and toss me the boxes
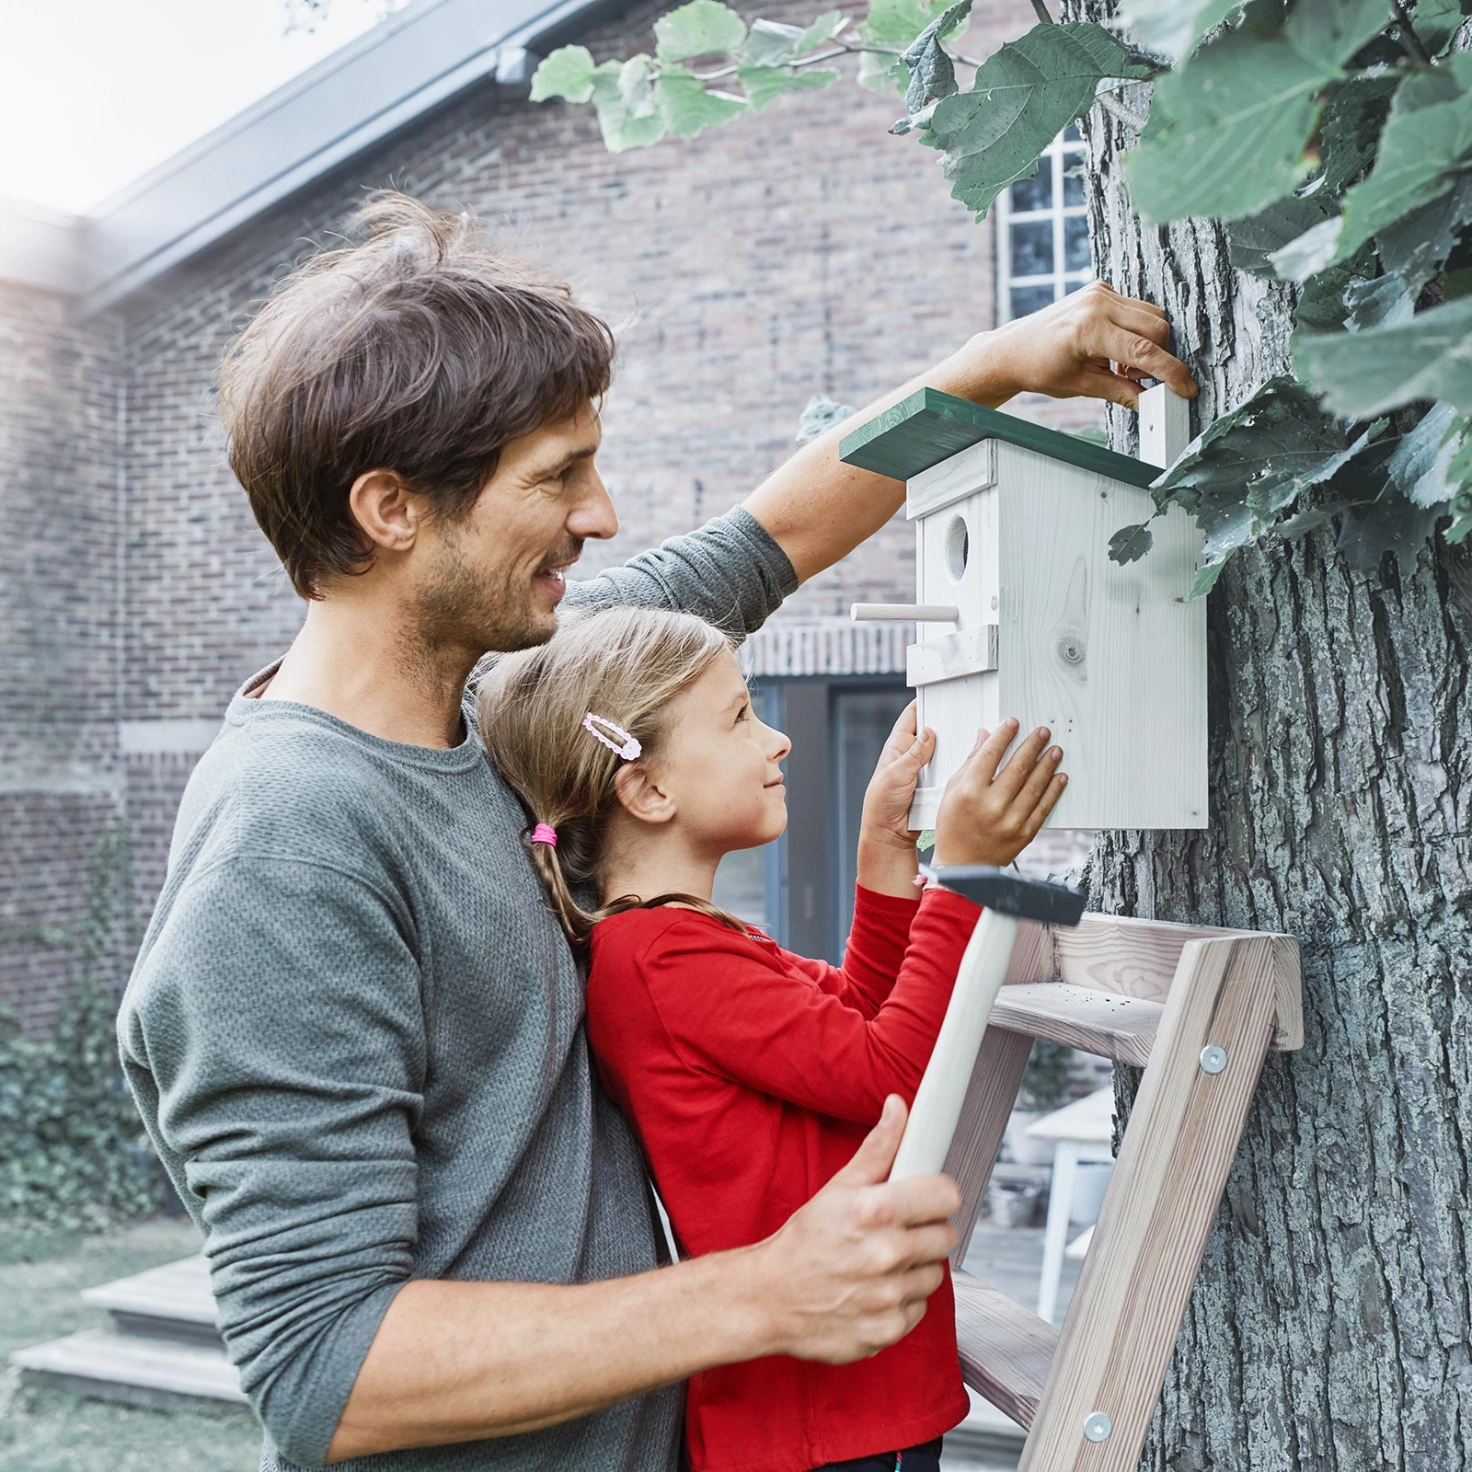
[348,469,421,554]
[613,762,676,826]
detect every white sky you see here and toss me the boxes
[0,0,392,212]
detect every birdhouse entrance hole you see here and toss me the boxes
[945,515,970,581]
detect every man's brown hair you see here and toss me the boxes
[218,193,616,599]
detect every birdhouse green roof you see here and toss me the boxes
[838,387,1159,490]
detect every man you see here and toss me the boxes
[118,193,1193,1471]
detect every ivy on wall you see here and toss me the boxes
[533,0,1472,592]
[0,820,161,1229]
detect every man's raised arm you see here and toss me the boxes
[745,282,1197,582]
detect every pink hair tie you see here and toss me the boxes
[529,823,558,848]
[581,713,642,761]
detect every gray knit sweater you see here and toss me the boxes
[117,509,796,1472]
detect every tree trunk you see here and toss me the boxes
[1064,5,1472,1468]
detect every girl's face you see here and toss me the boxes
[653,651,792,855]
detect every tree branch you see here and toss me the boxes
[1031,0,1054,22]
[1095,87,1149,132]
[1389,0,1434,65]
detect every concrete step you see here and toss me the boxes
[11,1328,244,1410]
[79,1253,222,1346]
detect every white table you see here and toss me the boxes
[1026,1086,1115,1324]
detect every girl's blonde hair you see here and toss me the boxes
[476,606,747,947]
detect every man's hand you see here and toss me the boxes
[748,1096,960,1363]
[950,281,1198,410]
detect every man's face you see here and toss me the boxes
[411,402,617,656]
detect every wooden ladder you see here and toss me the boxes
[927,873,1302,1470]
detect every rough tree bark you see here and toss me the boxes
[1064,4,1472,1468]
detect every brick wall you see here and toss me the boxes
[4,0,1101,1027]
[0,282,127,1031]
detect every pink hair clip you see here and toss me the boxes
[582,713,642,761]
[529,824,558,848]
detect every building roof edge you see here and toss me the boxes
[61,0,614,313]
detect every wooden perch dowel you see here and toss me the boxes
[850,603,960,622]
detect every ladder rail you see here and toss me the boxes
[1015,934,1284,1472]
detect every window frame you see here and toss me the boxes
[995,127,1093,324]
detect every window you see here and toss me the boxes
[996,125,1093,323]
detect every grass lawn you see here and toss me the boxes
[0,1217,261,1471]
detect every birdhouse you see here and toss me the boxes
[842,384,1205,831]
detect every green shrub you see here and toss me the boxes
[0,820,161,1229]
[1020,1038,1073,1113]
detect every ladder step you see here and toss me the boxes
[11,1329,245,1408]
[80,1255,222,1345]
[953,1269,1058,1430]
[992,982,1163,1066]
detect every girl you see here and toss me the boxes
[477,606,1066,1472]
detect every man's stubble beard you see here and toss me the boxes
[412,520,563,667]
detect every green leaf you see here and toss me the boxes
[1331,53,1472,266]
[1152,376,1353,553]
[1288,239,1375,336]
[1270,215,1343,281]
[795,393,858,443]
[1336,491,1442,571]
[1445,264,1472,299]
[619,54,657,118]
[738,63,841,109]
[1109,521,1156,563]
[1282,0,1396,67]
[741,19,804,66]
[859,0,959,51]
[794,9,849,56]
[1410,0,1472,55]
[530,45,598,104]
[1342,272,1415,331]
[1189,553,1233,598]
[1226,189,1335,275]
[1445,414,1472,541]
[858,48,909,93]
[1297,294,1472,416]
[590,60,668,150]
[654,0,748,62]
[1318,73,1399,192]
[1384,401,1458,507]
[925,22,1154,220]
[1117,0,1244,65]
[1373,170,1472,297]
[1126,30,1337,224]
[901,0,971,121]
[656,63,749,137]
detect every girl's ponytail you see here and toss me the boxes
[476,607,748,949]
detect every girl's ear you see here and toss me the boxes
[613,762,676,825]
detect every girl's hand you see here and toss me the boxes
[932,719,1067,869]
[858,702,936,855]
[856,703,936,899]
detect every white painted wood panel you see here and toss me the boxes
[995,441,1204,828]
[913,484,1001,827]
[906,438,1205,831]
[907,625,999,686]
[907,439,995,519]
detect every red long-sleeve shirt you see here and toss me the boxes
[585,883,980,1472]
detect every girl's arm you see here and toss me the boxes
[634,888,981,1124]
[777,885,925,1022]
